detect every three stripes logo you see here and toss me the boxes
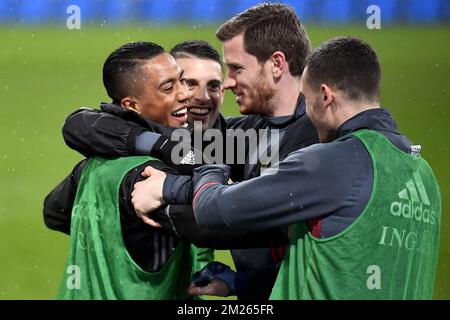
[390,172,436,225]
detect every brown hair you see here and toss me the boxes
[305,36,381,102]
[216,2,311,77]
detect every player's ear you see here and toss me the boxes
[271,51,286,78]
[121,97,141,114]
[320,84,334,108]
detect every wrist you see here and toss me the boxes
[193,165,230,194]
[216,268,236,296]
[135,131,161,155]
[163,174,193,204]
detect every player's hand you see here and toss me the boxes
[141,165,166,179]
[188,262,236,297]
[131,166,167,226]
[187,279,230,297]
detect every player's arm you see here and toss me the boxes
[151,205,288,249]
[63,106,198,175]
[62,107,149,157]
[189,262,280,298]
[164,142,360,232]
[120,159,180,230]
[43,159,88,234]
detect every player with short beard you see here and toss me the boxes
[59,3,319,300]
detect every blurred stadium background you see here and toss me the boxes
[0,0,449,299]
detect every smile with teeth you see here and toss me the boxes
[188,107,210,116]
[172,107,187,117]
[235,92,244,104]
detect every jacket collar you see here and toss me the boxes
[336,108,401,139]
[263,93,305,128]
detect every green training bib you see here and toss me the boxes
[271,129,441,299]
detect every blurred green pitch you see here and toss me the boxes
[0,23,449,299]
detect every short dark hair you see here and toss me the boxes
[216,3,311,77]
[103,41,165,102]
[170,40,223,70]
[305,36,381,102]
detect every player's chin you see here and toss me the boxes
[168,116,187,128]
[238,104,253,115]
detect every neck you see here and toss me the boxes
[318,100,380,143]
[270,75,302,117]
[336,101,380,128]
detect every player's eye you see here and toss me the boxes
[185,79,196,87]
[208,82,221,92]
[163,84,174,93]
[231,66,243,74]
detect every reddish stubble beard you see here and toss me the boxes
[239,70,275,116]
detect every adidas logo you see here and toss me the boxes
[390,172,436,225]
[180,150,196,165]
